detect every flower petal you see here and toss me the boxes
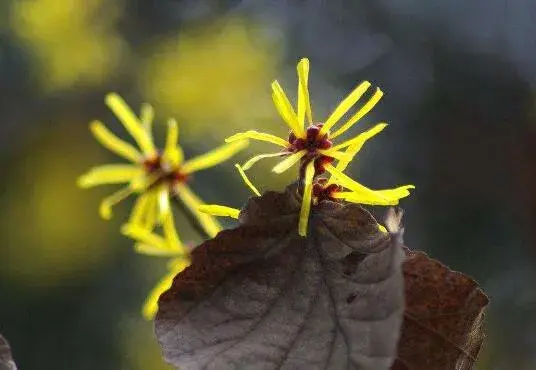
[324,164,392,203]
[198,205,240,219]
[297,58,313,126]
[181,140,248,174]
[89,120,142,163]
[242,152,287,171]
[332,191,399,206]
[140,102,155,131]
[129,193,152,226]
[175,184,222,238]
[320,81,371,136]
[235,164,261,196]
[105,93,157,156]
[298,161,315,236]
[225,130,289,147]
[330,87,384,139]
[157,187,171,220]
[316,149,353,162]
[162,118,182,167]
[122,223,170,251]
[272,81,305,137]
[162,211,183,250]
[271,150,306,174]
[98,186,134,220]
[331,123,388,174]
[142,260,189,320]
[77,164,143,188]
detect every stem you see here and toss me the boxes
[171,197,210,240]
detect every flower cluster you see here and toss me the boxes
[78,93,247,318]
[224,58,414,235]
[79,57,414,318]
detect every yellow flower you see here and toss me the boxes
[225,58,414,235]
[77,93,248,241]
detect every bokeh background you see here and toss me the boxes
[0,0,535,369]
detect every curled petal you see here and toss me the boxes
[98,187,134,220]
[242,152,287,171]
[235,164,261,196]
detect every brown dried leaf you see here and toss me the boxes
[0,334,17,370]
[156,183,405,370]
[392,248,489,370]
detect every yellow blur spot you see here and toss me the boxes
[10,0,127,91]
[0,123,118,286]
[139,17,281,140]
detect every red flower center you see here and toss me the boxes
[143,154,189,190]
[312,178,343,204]
[289,123,335,176]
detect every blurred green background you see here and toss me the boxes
[0,0,535,369]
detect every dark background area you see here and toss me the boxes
[0,0,535,369]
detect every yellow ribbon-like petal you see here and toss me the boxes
[235,164,261,196]
[181,140,248,174]
[157,186,171,220]
[298,161,316,236]
[272,150,306,174]
[89,121,142,163]
[297,58,313,126]
[242,152,286,171]
[140,102,155,132]
[122,223,170,251]
[77,164,143,188]
[320,81,371,136]
[330,87,384,139]
[129,193,152,226]
[162,118,181,167]
[225,130,289,147]
[332,191,399,206]
[271,81,305,138]
[175,184,222,238]
[98,186,134,220]
[316,149,353,162]
[142,258,190,320]
[198,205,240,219]
[105,93,157,156]
[324,164,392,204]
